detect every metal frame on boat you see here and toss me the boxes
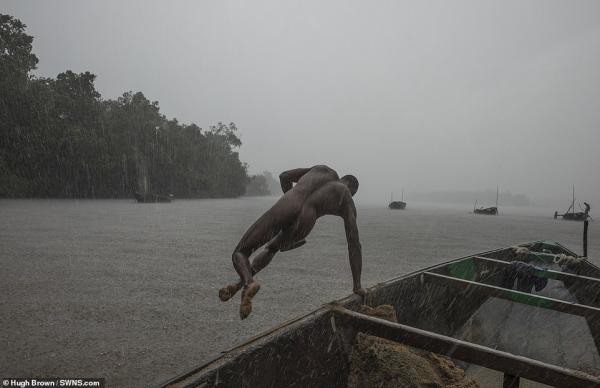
[159,241,600,388]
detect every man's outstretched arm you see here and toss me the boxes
[342,193,366,296]
[279,168,310,193]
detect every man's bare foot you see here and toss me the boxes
[239,281,261,320]
[219,283,242,302]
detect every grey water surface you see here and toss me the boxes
[1,198,597,387]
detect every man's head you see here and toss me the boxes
[340,175,359,196]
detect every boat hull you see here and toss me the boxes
[388,201,406,209]
[559,212,587,221]
[134,192,172,203]
[474,206,497,215]
[160,241,600,388]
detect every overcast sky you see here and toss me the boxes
[4,0,600,205]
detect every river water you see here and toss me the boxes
[1,198,597,387]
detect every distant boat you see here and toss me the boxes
[388,190,406,210]
[554,185,589,221]
[134,192,173,203]
[473,186,499,215]
[389,201,406,210]
[559,212,588,221]
[473,206,498,215]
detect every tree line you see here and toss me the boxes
[245,171,280,196]
[0,14,253,199]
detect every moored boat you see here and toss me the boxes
[388,189,407,210]
[555,185,590,221]
[473,186,499,215]
[159,241,600,388]
[557,211,588,221]
[134,192,173,203]
[388,201,406,210]
[474,206,498,215]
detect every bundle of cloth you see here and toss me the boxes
[501,261,548,293]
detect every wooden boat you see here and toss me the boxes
[134,192,172,203]
[389,189,407,210]
[558,211,588,221]
[555,185,589,221]
[474,206,498,215]
[159,241,600,388]
[474,186,499,215]
[388,201,406,210]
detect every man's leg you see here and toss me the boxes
[219,231,307,302]
[219,198,303,319]
[219,233,283,302]
[233,248,261,320]
[224,222,284,319]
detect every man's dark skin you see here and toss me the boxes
[219,165,366,319]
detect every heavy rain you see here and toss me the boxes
[1,1,599,387]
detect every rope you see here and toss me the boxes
[511,246,530,260]
[512,246,586,268]
[553,254,584,267]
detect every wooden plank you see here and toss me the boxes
[333,307,600,388]
[422,272,600,319]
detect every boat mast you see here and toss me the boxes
[401,188,404,202]
[565,186,574,214]
[572,184,575,215]
[496,185,499,208]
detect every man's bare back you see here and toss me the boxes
[219,165,365,319]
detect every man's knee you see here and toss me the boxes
[232,249,248,264]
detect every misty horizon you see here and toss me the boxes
[3,0,599,205]
[257,174,578,209]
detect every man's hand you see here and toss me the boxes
[279,168,310,193]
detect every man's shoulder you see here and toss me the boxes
[322,180,352,196]
[310,164,334,172]
[309,165,339,177]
